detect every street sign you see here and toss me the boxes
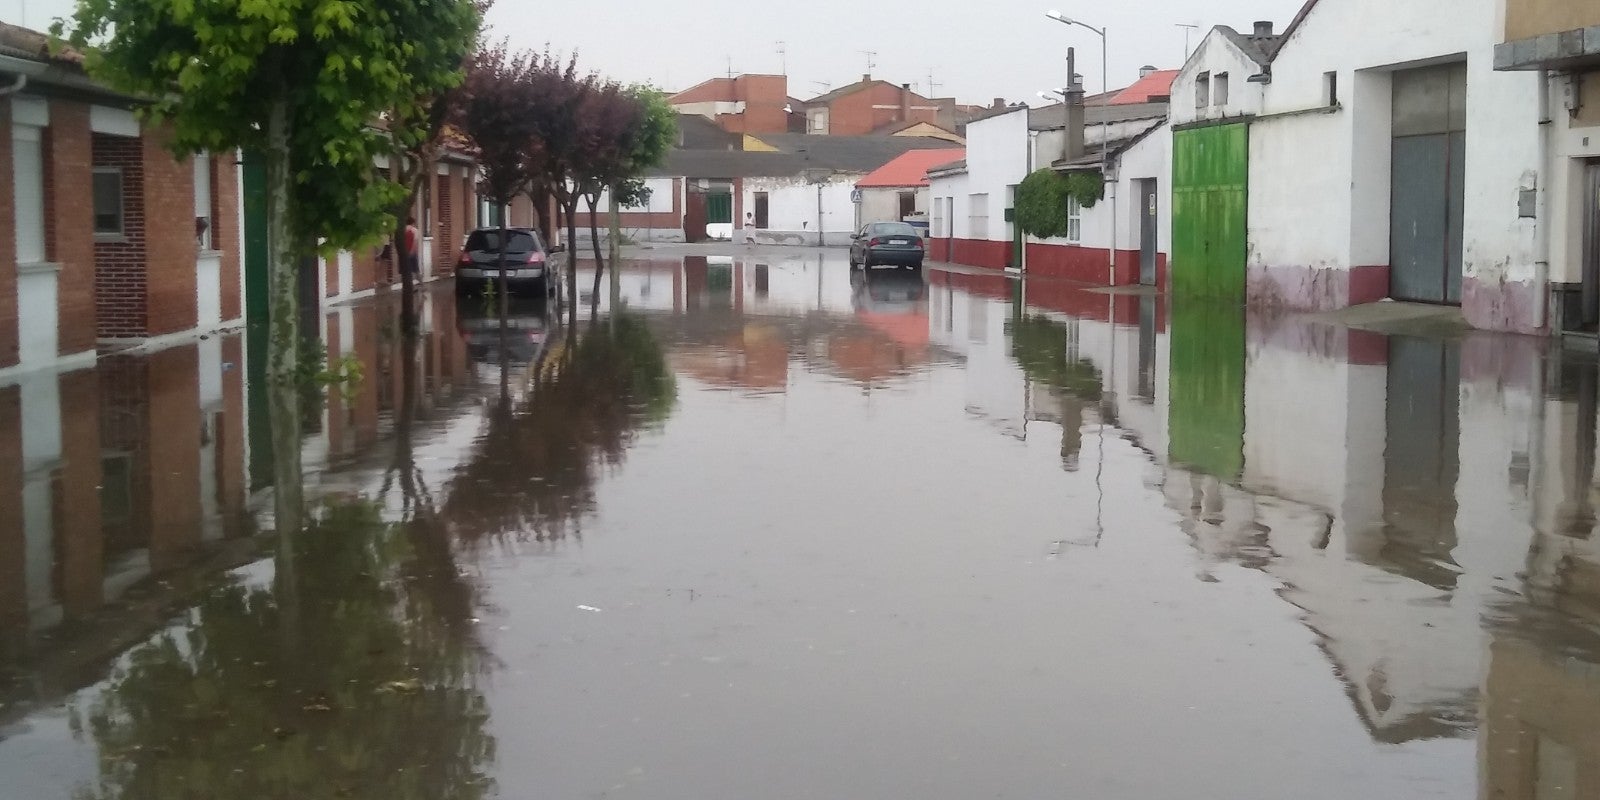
[850,188,863,203]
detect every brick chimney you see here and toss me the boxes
[1254,20,1274,36]
[900,83,912,122]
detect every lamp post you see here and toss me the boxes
[1046,10,1114,287]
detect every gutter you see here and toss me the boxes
[0,52,47,96]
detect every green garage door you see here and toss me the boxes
[1172,123,1248,303]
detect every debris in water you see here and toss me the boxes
[577,605,603,613]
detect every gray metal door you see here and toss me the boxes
[1139,179,1158,286]
[1390,64,1467,304]
[1584,162,1600,327]
[1380,335,1462,590]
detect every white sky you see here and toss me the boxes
[4,0,1309,104]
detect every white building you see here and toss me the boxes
[1168,3,1546,333]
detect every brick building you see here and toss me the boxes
[804,76,947,136]
[669,74,802,135]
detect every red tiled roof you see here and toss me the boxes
[855,148,965,189]
[1108,70,1179,105]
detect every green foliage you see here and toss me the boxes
[623,86,676,176]
[1015,169,1106,240]
[1064,172,1105,209]
[57,0,482,253]
[1015,169,1069,239]
[614,178,652,209]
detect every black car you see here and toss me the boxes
[849,222,925,270]
[455,227,560,297]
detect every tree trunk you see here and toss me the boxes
[564,198,581,328]
[264,96,303,537]
[587,196,605,303]
[497,208,510,321]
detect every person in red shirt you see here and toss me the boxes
[403,216,421,276]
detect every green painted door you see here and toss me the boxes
[1167,302,1246,480]
[706,192,733,225]
[1172,123,1249,303]
[242,153,273,489]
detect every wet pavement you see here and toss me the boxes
[1,245,1598,798]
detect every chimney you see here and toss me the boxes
[862,73,872,83]
[993,97,1006,109]
[1254,20,1274,37]
[1139,65,1158,78]
[900,83,912,122]
[1064,48,1086,163]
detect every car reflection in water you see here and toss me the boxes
[454,294,551,367]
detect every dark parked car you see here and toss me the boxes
[455,227,561,297]
[849,222,925,270]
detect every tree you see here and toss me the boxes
[385,1,490,334]
[608,87,676,263]
[456,43,543,314]
[522,52,595,313]
[572,80,639,298]
[1014,168,1104,240]
[59,0,480,530]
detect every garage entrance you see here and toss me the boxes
[1389,63,1466,305]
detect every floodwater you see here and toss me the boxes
[0,246,1597,799]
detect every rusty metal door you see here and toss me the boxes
[684,191,708,243]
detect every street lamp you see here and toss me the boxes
[1045,9,1114,288]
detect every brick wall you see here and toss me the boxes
[93,133,148,338]
[142,128,198,337]
[216,153,242,322]
[98,354,152,559]
[827,84,939,135]
[49,102,96,355]
[0,105,18,369]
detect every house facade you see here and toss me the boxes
[854,149,966,230]
[805,77,945,136]
[668,74,800,136]
[1494,0,1600,335]
[929,89,1173,286]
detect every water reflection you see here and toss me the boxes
[13,252,1600,796]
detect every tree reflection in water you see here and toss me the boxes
[69,498,495,800]
[444,313,676,544]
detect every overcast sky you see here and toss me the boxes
[5,0,1308,103]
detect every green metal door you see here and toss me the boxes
[1172,123,1249,303]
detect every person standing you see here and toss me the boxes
[404,216,421,277]
[744,212,758,246]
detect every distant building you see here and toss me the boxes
[855,149,966,229]
[803,75,950,136]
[668,74,803,135]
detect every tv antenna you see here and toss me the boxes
[777,41,787,75]
[1176,23,1200,60]
[726,55,735,79]
[925,69,943,97]
[861,50,877,75]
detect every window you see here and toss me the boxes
[466,228,539,252]
[481,199,504,228]
[1214,73,1230,107]
[421,179,433,236]
[1323,71,1339,106]
[93,168,125,237]
[193,151,214,250]
[12,124,45,264]
[753,192,769,228]
[1195,72,1211,109]
[931,197,945,237]
[969,193,988,239]
[1066,196,1082,243]
[898,191,916,220]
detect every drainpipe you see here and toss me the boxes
[0,53,48,96]
[1537,68,1553,333]
[0,73,26,96]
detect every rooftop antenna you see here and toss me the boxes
[925,69,943,97]
[726,55,734,79]
[1176,23,1200,60]
[777,41,787,75]
[861,50,877,76]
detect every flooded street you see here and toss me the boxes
[0,245,1597,798]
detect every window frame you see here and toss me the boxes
[1214,72,1230,107]
[1066,195,1082,243]
[1195,72,1211,110]
[968,192,989,240]
[92,166,127,240]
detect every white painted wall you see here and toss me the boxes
[961,108,1031,243]
[1252,0,1543,301]
[1170,30,1269,126]
[929,169,970,239]
[740,175,860,245]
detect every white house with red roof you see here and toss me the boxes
[853,149,965,230]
